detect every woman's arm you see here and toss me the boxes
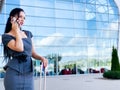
[7,32,24,52]
[7,18,24,52]
[31,39,48,67]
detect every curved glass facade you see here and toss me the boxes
[0,0,119,76]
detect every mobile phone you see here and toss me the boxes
[11,17,17,23]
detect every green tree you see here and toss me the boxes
[111,46,120,71]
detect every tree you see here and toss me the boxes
[103,46,120,79]
[111,46,120,71]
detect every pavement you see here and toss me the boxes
[1,73,120,90]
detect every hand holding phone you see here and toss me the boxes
[11,17,20,33]
[11,17,17,23]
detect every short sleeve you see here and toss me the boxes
[23,30,33,38]
[2,34,15,46]
[29,31,33,38]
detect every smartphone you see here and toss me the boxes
[11,17,17,23]
[11,17,20,25]
[11,17,21,29]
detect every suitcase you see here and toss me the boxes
[39,62,46,90]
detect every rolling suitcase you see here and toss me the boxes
[39,62,46,90]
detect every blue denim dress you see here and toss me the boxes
[2,30,34,90]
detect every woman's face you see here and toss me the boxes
[17,11,25,27]
[11,11,25,27]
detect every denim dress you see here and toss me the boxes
[2,30,34,90]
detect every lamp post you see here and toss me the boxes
[0,0,4,13]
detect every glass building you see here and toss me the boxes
[0,0,120,77]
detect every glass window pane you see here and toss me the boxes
[75,29,87,37]
[0,25,5,34]
[25,17,55,27]
[55,1,73,10]
[74,20,86,28]
[55,10,74,19]
[74,0,86,3]
[74,11,85,20]
[56,19,74,28]
[96,13,109,22]
[56,28,74,36]
[35,8,54,17]
[74,3,85,11]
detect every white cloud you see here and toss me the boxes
[67,34,82,45]
[61,47,97,57]
[109,22,118,30]
[85,8,95,20]
[36,33,64,46]
[88,47,97,56]
[62,51,85,57]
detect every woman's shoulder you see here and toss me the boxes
[2,33,15,45]
[2,33,15,39]
[22,30,33,38]
[22,30,30,34]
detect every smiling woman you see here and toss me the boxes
[2,7,48,90]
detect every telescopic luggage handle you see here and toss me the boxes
[40,62,46,90]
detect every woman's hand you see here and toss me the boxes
[11,17,20,35]
[42,57,48,68]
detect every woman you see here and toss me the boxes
[2,8,48,90]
